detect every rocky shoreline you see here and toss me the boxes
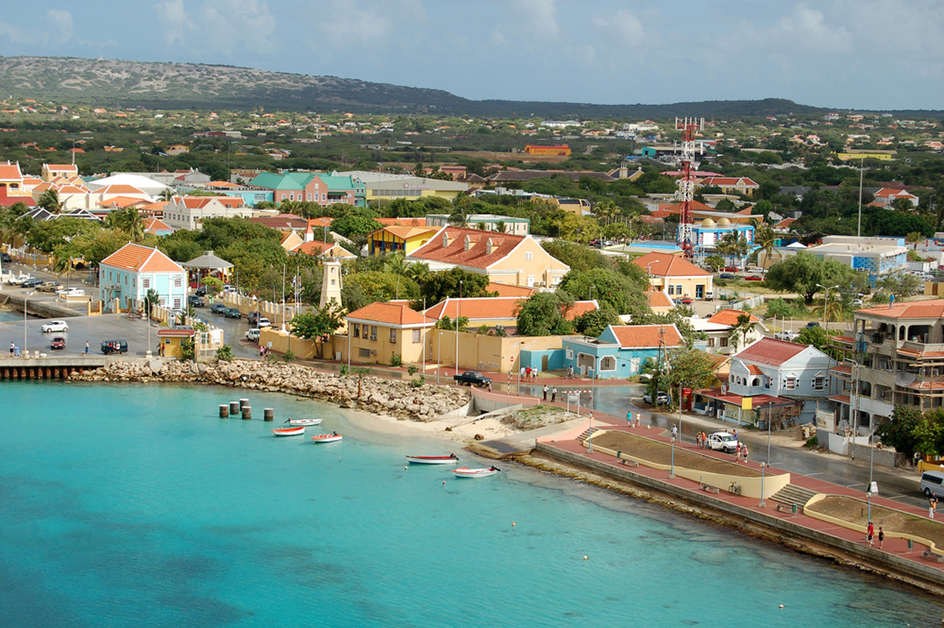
[69,358,471,421]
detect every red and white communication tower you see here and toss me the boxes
[675,117,704,259]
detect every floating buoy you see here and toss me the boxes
[779,605,784,609]
[442,480,446,485]
[404,466,408,470]
[512,522,516,527]
[583,555,588,560]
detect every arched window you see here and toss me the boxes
[600,356,616,371]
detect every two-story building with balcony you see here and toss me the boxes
[831,301,944,432]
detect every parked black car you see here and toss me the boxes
[1,252,11,263]
[453,371,492,387]
[195,286,207,297]
[101,340,128,355]
[224,307,242,319]
[210,303,227,315]
[187,295,206,308]
[21,278,43,288]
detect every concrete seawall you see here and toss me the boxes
[1,293,86,318]
[535,442,944,592]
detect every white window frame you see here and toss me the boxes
[524,251,533,261]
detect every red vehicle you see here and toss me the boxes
[723,266,738,272]
[745,275,764,281]
[680,297,694,305]
[50,336,66,350]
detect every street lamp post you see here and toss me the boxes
[760,402,773,507]
[589,356,597,453]
[867,429,880,523]
[23,291,34,355]
[437,332,442,384]
[816,283,839,334]
[455,281,462,378]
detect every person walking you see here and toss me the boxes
[543,385,548,401]
[741,444,749,464]
[735,441,742,463]
[487,381,492,394]
[84,341,89,355]
[627,410,632,427]
[867,521,874,547]
[9,341,13,357]
[878,527,885,550]
[931,496,938,519]
[671,424,678,441]
[551,386,557,402]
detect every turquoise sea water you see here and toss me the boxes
[0,381,940,627]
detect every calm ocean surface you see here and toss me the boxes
[0,381,939,627]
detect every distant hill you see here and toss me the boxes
[0,56,939,119]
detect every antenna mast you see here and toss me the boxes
[675,117,704,260]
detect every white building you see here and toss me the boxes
[162,196,253,231]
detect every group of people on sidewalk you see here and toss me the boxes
[866,521,885,549]
[542,385,559,402]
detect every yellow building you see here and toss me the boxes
[425,297,598,329]
[335,171,469,204]
[0,161,30,199]
[157,328,196,358]
[407,226,570,288]
[368,225,439,257]
[837,151,895,161]
[346,302,436,365]
[632,251,714,301]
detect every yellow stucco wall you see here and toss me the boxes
[649,275,714,299]
[487,238,570,288]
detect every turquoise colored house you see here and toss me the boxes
[561,324,685,379]
[99,243,188,313]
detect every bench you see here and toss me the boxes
[701,484,720,494]
[922,550,944,563]
[776,504,801,515]
[620,459,639,467]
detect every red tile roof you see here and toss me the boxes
[608,324,684,349]
[745,364,764,375]
[100,243,184,273]
[249,214,308,230]
[856,301,944,319]
[409,226,527,269]
[733,337,807,365]
[294,241,353,257]
[143,217,172,232]
[0,161,23,181]
[632,252,712,278]
[698,387,795,407]
[707,309,760,326]
[346,302,433,326]
[377,217,427,227]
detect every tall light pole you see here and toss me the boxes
[816,283,839,334]
[867,428,879,524]
[437,331,442,384]
[516,341,522,395]
[455,280,462,376]
[23,291,34,355]
[760,401,773,507]
[589,355,597,453]
[857,157,864,238]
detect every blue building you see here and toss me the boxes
[688,217,755,258]
[561,324,685,379]
[99,243,188,313]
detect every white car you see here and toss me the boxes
[706,431,738,454]
[57,288,85,297]
[245,328,261,342]
[774,330,798,341]
[7,273,29,285]
[41,320,69,333]
[256,317,271,328]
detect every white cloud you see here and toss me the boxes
[514,0,559,37]
[156,0,195,46]
[732,3,852,56]
[0,21,43,45]
[47,10,74,43]
[592,9,650,48]
[314,0,427,50]
[200,0,277,55]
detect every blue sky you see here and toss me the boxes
[0,0,941,111]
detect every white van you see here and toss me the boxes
[705,290,714,301]
[920,470,944,498]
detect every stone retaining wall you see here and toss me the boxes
[536,443,944,590]
[68,358,471,422]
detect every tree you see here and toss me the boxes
[875,272,922,299]
[558,268,648,316]
[331,214,383,239]
[729,313,754,351]
[659,348,718,408]
[906,231,924,250]
[435,314,469,332]
[540,240,613,273]
[795,326,829,351]
[289,302,348,359]
[414,268,493,307]
[52,254,76,289]
[754,225,776,268]
[346,271,419,304]
[515,291,575,336]
[765,252,853,304]
[703,254,725,272]
[573,307,620,337]
[37,189,62,214]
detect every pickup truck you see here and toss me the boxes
[454,371,492,387]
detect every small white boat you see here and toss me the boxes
[272,427,305,437]
[452,466,501,479]
[406,454,459,465]
[287,418,323,427]
[312,433,342,444]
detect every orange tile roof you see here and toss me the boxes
[177,196,243,209]
[647,290,674,309]
[98,196,146,208]
[346,302,433,326]
[307,217,333,228]
[707,309,760,326]
[733,337,807,365]
[856,301,944,319]
[632,252,712,277]
[294,241,353,257]
[425,297,596,321]
[487,282,536,297]
[97,184,146,195]
[0,161,23,180]
[745,364,764,375]
[373,225,438,240]
[46,163,77,171]
[100,243,184,273]
[409,226,527,269]
[377,217,427,227]
[144,217,172,232]
[608,324,684,349]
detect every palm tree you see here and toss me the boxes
[406,261,429,283]
[53,255,75,289]
[159,188,175,202]
[729,312,754,351]
[754,226,776,268]
[493,220,507,234]
[384,252,410,276]
[906,231,924,250]
[811,294,844,323]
